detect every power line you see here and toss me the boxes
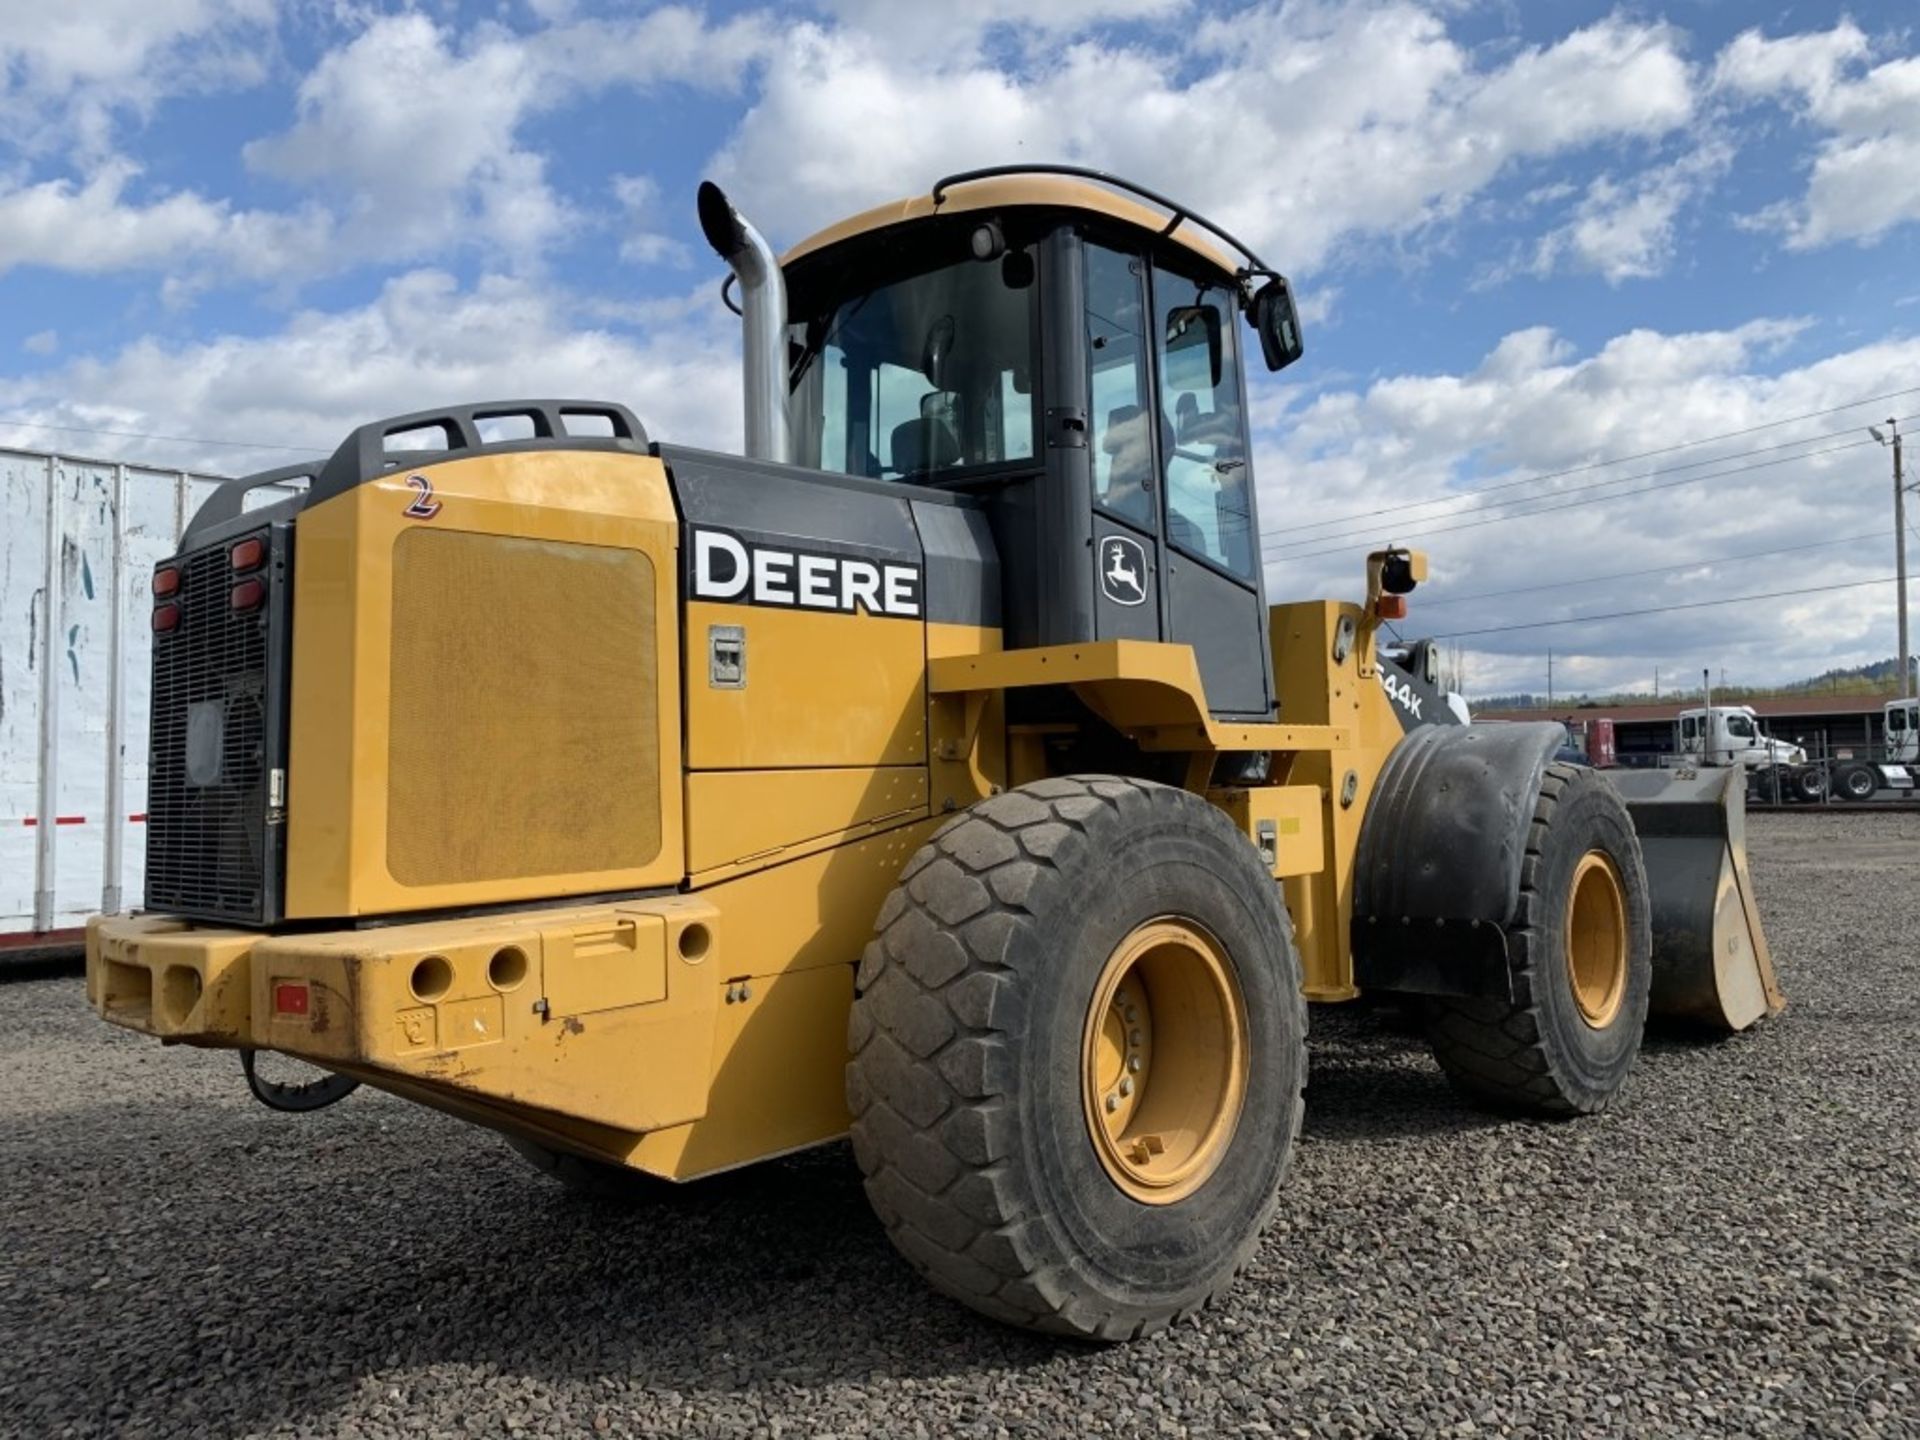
[1270,433,1891,562]
[1265,383,1920,539]
[1265,423,1908,559]
[1414,532,1885,609]
[0,414,331,455]
[1430,575,1896,640]
[1266,419,1890,554]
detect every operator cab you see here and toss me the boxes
[777,167,1304,718]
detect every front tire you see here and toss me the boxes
[847,776,1306,1340]
[1424,764,1652,1116]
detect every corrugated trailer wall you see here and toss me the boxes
[0,449,304,940]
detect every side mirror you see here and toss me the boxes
[1252,277,1304,372]
[1165,304,1223,388]
[922,315,955,388]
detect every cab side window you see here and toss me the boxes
[1152,263,1253,578]
[1084,241,1154,528]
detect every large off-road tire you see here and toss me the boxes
[1424,763,1652,1116]
[847,776,1306,1341]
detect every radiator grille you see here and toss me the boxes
[145,529,287,923]
[387,529,661,886]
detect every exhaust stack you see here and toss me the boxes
[698,181,791,466]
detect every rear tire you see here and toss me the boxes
[1833,762,1876,801]
[1793,766,1827,803]
[847,776,1306,1340]
[1424,764,1651,1116]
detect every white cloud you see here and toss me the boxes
[0,0,274,157]
[1712,21,1871,109]
[811,0,1185,58]
[21,329,56,355]
[1256,320,1916,694]
[0,159,332,279]
[0,270,744,474]
[1715,21,1920,249]
[712,4,1696,271]
[241,7,773,273]
[1531,144,1731,283]
[244,14,565,269]
[611,175,691,267]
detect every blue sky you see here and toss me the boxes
[2,0,1917,697]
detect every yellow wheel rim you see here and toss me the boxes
[1566,850,1628,1029]
[1081,918,1249,1205]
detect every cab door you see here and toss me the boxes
[1082,239,1161,644]
[1147,257,1275,717]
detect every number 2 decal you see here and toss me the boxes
[403,473,442,519]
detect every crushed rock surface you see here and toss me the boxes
[1,812,1914,1438]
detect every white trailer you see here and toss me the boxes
[1,448,304,948]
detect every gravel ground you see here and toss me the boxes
[2,811,1916,1439]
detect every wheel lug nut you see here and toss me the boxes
[1119,1078,1134,1097]
[1128,1056,1142,1072]
[1105,1093,1119,1112]
[1129,1029,1142,1046]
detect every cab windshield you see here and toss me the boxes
[788,228,1038,482]
[1725,714,1756,739]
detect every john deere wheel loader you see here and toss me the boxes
[87,167,1782,1340]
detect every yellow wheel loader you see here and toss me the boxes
[87,166,1782,1340]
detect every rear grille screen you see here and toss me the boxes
[145,529,288,923]
[387,528,661,886]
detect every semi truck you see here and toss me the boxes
[1676,704,1913,802]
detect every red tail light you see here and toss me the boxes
[1374,595,1408,620]
[230,579,265,612]
[229,537,265,572]
[152,603,180,633]
[273,981,310,1016]
[153,566,180,598]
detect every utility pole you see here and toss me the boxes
[1703,667,1714,765]
[1547,649,1554,709]
[1870,419,1911,698]
[1653,665,1660,701]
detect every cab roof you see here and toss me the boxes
[782,167,1258,284]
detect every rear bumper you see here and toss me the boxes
[86,897,722,1136]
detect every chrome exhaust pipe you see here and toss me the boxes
[697,181,791,465]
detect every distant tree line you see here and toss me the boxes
[1473,656,1917,711]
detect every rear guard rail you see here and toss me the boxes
[1605,767,1784,1031]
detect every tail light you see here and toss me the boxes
[152,603,180,633]
[229,537,265,572]
[153,566,180,597]
[230,578,266,612]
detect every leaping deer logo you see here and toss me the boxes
[1101,537,1147,606]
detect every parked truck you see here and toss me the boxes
[1676,704,1913,802]
[1887,697,1918,766]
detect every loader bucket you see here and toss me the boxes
[1605,767,1784,1031]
